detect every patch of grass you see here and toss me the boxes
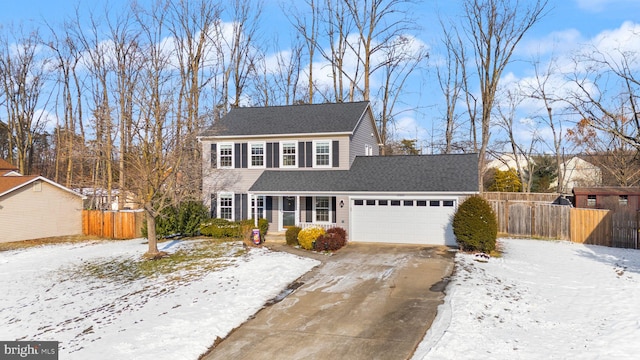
[63,238,247,285]
[0,235,100,252]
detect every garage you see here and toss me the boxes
[350,198,458,246]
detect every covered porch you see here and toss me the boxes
[249,193,346,232]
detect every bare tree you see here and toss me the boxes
[131,1,200,257]
[495,88,538,192]
[289,0,320,103]
[437,22,464,154]
[521,58,570,193]
[458,0,549,190]
[566,46,640,151]
[0,26,52,175]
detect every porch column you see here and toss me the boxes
[296,195,300,227]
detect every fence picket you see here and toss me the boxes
[82,210,144,239]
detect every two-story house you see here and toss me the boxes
[198,101,478,246]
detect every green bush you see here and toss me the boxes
[177,201,209,236]
[258,218,269,237]
[142,201,210,238]
[452,196,497,253]
[285,226,302,246]
[200,218,241,238]
[297,226,326,250]
[314,227,347,251]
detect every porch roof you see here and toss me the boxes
[249,153,479,193]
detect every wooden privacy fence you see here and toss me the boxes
[487,198,639,249]
[488,201,570,240]
[570,208,638,248]
[83,210,145,239]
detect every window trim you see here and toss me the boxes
[248,141,266,169]
[250,195,265,219]
[218,192,234,220]
[314,196,331,223]
[313,140,332,168]
[217,143,234,169]
[280,140,298,168]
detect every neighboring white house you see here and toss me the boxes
[0,159,85,243]
[75,188,139,211]
[486,153,532,172]
[555,156,602,193]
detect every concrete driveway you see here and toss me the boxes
[200,242,455,360]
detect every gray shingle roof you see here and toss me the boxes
[199,101,370,137]
[249,153,479,193]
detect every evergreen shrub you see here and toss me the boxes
[285,226,302,246]
[200,218,241,238]
[452,196,497,253]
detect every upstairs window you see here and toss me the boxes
[281,141,297,167]
[314,141,331,167]
[249,142,265,168]
[365,144,373,156]
[218,143,233,168]
[587,195,596,207]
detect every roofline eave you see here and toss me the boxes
[198,131,353,141]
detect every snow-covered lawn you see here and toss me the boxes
[414,238,640,359]
[0,239,319,359]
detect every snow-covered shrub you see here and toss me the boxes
[452,196,497,253]
[297,226,326,250]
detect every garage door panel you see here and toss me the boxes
[351,199,456,246]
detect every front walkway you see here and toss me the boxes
[200,242,455,360]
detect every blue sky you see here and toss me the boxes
[2,0,640,153]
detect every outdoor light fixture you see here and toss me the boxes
[339,200,344,208]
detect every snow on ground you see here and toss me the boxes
[413,238,640,359]
[0,239,319,359]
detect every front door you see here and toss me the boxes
[282,196,296,228]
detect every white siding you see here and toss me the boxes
[0,180,83,243]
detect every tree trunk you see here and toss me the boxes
[145,210,160,257]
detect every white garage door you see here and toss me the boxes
[350,198,457,246]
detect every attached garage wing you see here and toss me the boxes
[350,198,457,246]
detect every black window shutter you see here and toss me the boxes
[306,197,313,222]
[210,193,217,218]
[266,196,273,222]
[241,143,248,168]
[234,194,242,221]
[332,197,337,223]
[332,141,339,168]
[242,194,248,220]
[306,142,313,167]
[299,142,306,168]
[210,144,217,168]
[266,143,273,168]
[273,143,280,168]
[234,143,241,168]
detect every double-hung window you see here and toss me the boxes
[219,193,234,220]
[251,195,265,219]
[314,140,331,167]
[281,141,297,167]
[218,143,233,168]
[249,142,265,168]
[315,196,330,222]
